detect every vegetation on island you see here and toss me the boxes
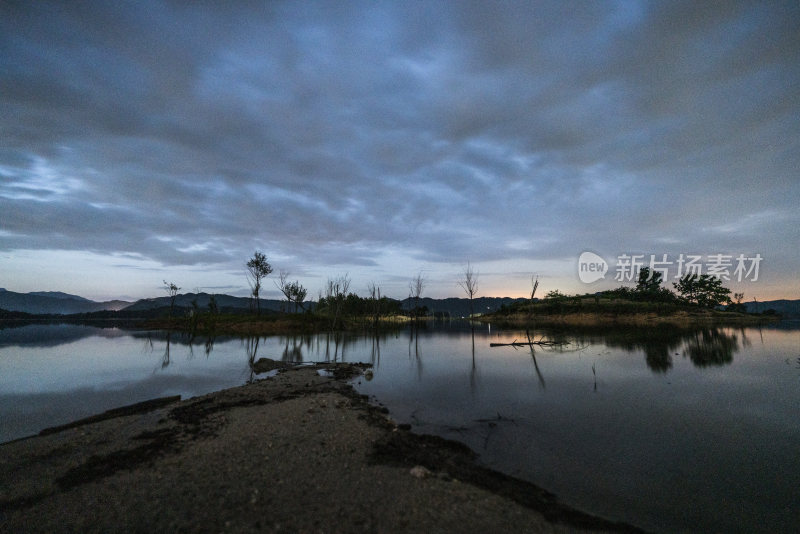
[489,267,778,326]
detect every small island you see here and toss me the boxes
[483,268,780,328]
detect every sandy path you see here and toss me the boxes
[0,363,641,533]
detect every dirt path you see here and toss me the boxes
[0,362,642,533]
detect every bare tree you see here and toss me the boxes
[276,271,308,313]
[163,280,181,317]
[527,275,545,389]
[409,272,425,326]
[276,270,293,312]
[288,281,307,312]
[526,275,540,342]
[457,262,479,317]
[246,251,273,315]
[367,282,382,328]
[527,275,539,324]
[325,273,351,330]
[530,275,539,301]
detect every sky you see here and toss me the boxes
[1,1,798,303]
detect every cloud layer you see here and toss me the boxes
[1,1,798,299]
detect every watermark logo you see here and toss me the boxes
[576,252,763,284]
[578,251,608,283]
[613,253,762,282]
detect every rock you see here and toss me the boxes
[252,358,284,374]
[410,465,431,479]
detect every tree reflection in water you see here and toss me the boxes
[685,328,738,367]
[371,333,381,367]
[557,325,741,372]
[408,327,423,381]
[161,331,171,369]
[281,336,304,363]
[204,335,215,358]
[470,327,477,392]
[245,336,259,383]
[140,323,744,385]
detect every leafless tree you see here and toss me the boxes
[457,262,479,317]
[409,272,425,326]
[288,281,307,312]
[163,280,180,317]
[367,282,382,328]
[525,275,540,339]
[527,275,545,389]
[276,270,293,312]
[246,251,272,315]
[325,273,351,330]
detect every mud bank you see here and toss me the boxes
[0,362,643,533]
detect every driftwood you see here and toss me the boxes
[489,339,565,347]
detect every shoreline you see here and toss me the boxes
[1,305,782,337]
[1,361,643,533]
[482,310,780,327]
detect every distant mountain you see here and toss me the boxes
[2,285,797,320]
[0,289,130,315]
[28,291,91,302]
[743,299,800,318]
[0,308,36,320]
[122,292,301,313]
[122,293,525,317]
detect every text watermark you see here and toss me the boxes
[578,252,763,283]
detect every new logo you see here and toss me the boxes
[578,251,608,283]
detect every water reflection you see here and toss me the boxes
[245,336,260,383]
[2,320,798,533]
[0,323,130,348]
[470,328,477,391]
[204,335,215,358]
[162,331,172,369]
[527,338,547,389]
[0,322,759,389]
[141,322,749,386]
[685,328,738,367]
[553,325,743,372]
[410,328,423,380]
[280,335,305,363]
[370,333,381,366]
[144,324,748,382]
[351,325,800,534]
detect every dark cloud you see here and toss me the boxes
[1,1,798,299]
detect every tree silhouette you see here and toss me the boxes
[246,251,272,315]
[636,267,663,293]
[409,272,425,326]
[276,271,308,313]
[367,282,382,328]
[673,274,731,308]
[288,280,307,312]
[163,280,180,317]
[324,274,351,329]
[276,270,293,312]
[457,262,479,317]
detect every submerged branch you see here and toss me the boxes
[489,339,566,347]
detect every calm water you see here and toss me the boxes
[1,321,798,533]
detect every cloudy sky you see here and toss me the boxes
[1,1,798,302]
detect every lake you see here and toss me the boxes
[1,321,798,533]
